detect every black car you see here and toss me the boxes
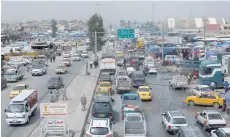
[47,76,63,89]
[92,96,114,121]
[100,72,112,83]
[131,71,146,88]
[1,77,7,89]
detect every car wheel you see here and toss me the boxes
[213,102,220,109]
[188,100,195,106]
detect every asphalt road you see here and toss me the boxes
[85,71,229,137]
[1,47,90,137]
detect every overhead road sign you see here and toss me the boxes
[40,103,68,117]
[117,28,135,39]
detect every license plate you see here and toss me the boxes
[13,120,17,122]
[142,94,146,96]
[98,114,105,117]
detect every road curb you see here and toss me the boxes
[78,71,101,137]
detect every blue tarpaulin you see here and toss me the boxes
[216,42,230,47]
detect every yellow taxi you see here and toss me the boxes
[137,86,152,101]
[184,93,224,109]
[9,84,30,99]
[98,82,112,93]
[56,64,67,74]
[116,52,124,57]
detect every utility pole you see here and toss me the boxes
[203,18,207,52]
[94,31,97,60]
[162,28,164,61]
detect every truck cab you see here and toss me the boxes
[199,60,223,88]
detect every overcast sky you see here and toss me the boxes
[2,1,230,26]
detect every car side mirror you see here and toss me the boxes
[120,96,123,99]
[161,113,165,116]
[92,99,95,102]
[4,109,7,112]
[150,87,152,90]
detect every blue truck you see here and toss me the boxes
[121,93,143,120]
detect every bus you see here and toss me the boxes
[199,60,224,88]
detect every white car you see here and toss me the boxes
[148,65,157,74]
[72,54,81,61]
[81,51,88,58]
[63,52,71,58]
[31,65,47,76]
[86,118,113,137]
[161,111,188,133]
[189,85,215,96]
[195,110,227,131]
[210,127,230,137]
[126,66,135,76]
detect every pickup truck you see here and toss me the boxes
[121,93,143,120]
[116,76,132,94]
[124,113,146,137]
[169,75,188,89]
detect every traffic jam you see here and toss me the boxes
[1,39,89,126]
[84,38,230,137]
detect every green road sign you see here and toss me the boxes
[117,28,135,38]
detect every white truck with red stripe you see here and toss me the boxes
[5,89,38,125]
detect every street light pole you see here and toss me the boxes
[96,4,102,16]
[203,18,207,52]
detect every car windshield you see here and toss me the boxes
[171,118,187,124]
[90,127,109,135]
[134,74,145,80]
[208,113,223,120]
[5,70,17,75]
[123,96,138,100]
[100,83,110,87]
[73,54,79,57]
[49,77,60,82]
[33,65,43,69]
[13,86,25,90]
[98,92,109,96]
[93,102,111,110]
[7,104,25,113]
[139,88,149,92]
[200,87,212,92]
[57,66,64,69]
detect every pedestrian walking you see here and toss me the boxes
[61,85,67,101]
[53,56,56,63]
[80,92,87,111]
[49,91,56,103]
[89,59,93,69]
[187,74,191,85]
[50,57,53,63]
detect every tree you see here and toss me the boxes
[87,13,105,52]
[51,19,58,38]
